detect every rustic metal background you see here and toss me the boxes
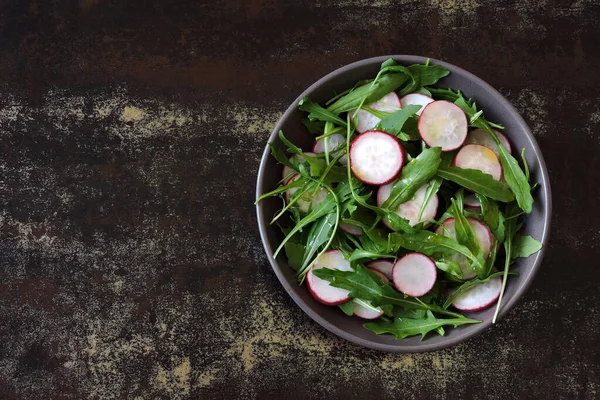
[0,1,598,399]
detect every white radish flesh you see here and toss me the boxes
[435,218,493,280]
[350,130,405,185]
[418,100,468,151]
[353,300,384,320]
[454,144,503,181]
[400,93,434,116]
[352,92,402,133]
[338,221,363,236]
[367,260,394,280]
[377,182,439,228]
[465,128,512,155]
[392,253,437,297]
[306,250,353,305]
[282,152,316,181]
[451,276,502,311]
[285,174,328,214]
[313,133,347,165]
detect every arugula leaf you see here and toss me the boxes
[364,310,479,340]
[299,97,347,126]
[437,165,515,202]
[389,231,483,271]
[418,178,442,221]
[492,202,521,322]
[375,105,421,136]
[327,72,410,114]
[511,235,543,259]
[338,301,354,316]
[450,199,485,278]
[443,271,516,309]
[385,212,417,234]
[302,119,325,135]
[381,147,442,210]
[435,259,464,280]
[483,240,499,277]
[313,265,465,318]
[406,64,451,91]
[476,194,505,242]
[300,212,337,272]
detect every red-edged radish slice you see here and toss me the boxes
[454,144,503,181]
[377,182,439,228]
[339,221,363,236]
[350,130,405,185]
[418,100,468,151]
[353,300,384,320]
[282,152,316,181]
[464,194,481,207]
[465,128,512,155]
[352,92,401,133]
[392,253,437,297]
[313,133,347,165]
[285,174,328,214]
[435,218,493,280]
[399,93,434,116]
[451,276,502,311]
[306,250,353,305]
[366,267,390,283]
[367,260,394,280]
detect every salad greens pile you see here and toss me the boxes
[256,58,542,340]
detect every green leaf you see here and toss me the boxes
[418,178,442,221]
[492,202,521,322]
[381,147,442,210]
[437,165,515,203]
[299,97,347,126]
[302,119,325,135]
[477,195,505,242]
[363,310,479,340]
[375,105,421,136]
[327,72,410,114]
[338,301,354,316]
[406,64,451,92]
[300,212,337,271]
[389,231,484,271]
[511,235,543,259]
[495,140,534,213]
[312,265,464,318]
[435,259,464,280]
[285,241,306,271]
[450,198,485,278]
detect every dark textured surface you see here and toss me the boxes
[0,0,599,399]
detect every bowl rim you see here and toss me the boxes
[255,55,552,352]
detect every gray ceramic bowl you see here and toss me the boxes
[255,55,551,352]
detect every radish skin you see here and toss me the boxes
[418,100,468,151]
[465,128,512,155]
[400,93,434,116]
[377,181,439,228]
[451,276,502,311]
[453,144,503,181]
[352,92,402,133]
[367,260,394,280]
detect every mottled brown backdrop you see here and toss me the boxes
[0,0,599,399]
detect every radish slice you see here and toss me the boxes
[464,194,481,207]
[367,260,394,280]
[377,182,439,228]
[366,267,390,283]
[399,93,434,116]
[306,250,353,305]
[465,128,512,155]
[451,276,502,311]
[392,253,437,297]
[350,130,405,185]
[353,300,384,320]
[454,144,503,181]
[435,218,493,280]
[352,92,402,133]
[418,100,468,151]
[285,174,328,214]
[282,152,316,181]
[339,221,363,236]
[313,133,347,165]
